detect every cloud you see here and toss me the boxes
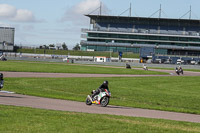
[0,4,37,22]
[0,21,12,27]
[12,9,36,22]
[0,4,16,18]
[74,0,101,14]
[22,25,35,31]
[61,0,109,24]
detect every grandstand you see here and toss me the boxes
[0,27,15,51]
[81,15,200,64]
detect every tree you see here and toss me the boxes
[62,42,68,50]
[39,45,49,49]
[49,44,55,47]
[73,43,80,51]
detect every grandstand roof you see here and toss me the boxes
[85,14,200,26]
[0,27,15,30]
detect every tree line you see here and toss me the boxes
[39,43,80,51]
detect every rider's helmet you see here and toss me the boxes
[103,80,108,86]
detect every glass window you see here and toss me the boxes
[149,36,158,40]
[189,38,200,42]
[97,46,107,51]
[118,34,128,39]
[109,34,118,38]
[138,36,147,39]
[88,33,98,37]
[159,36,169,40]
[179,37,188,41]
[99,34,108,37]
[169,37,179,41]
[88,46,96,49]
[117,47,127,52]
[130,35,138,39]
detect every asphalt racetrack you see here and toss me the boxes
[2,69,200,78]
[1,68,200,123]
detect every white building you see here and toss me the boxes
[94,56,111,62]
[0,27,15,51]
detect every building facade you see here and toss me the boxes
[81,15,200,57]
[0,27,15,51]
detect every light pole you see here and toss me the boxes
[110,49,112,58]
[3,41,6,56]
[3,41,5,51]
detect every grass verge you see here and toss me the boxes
[16,48,140,58]
[0,61,167,75]
[3,76,200,114]
[0,105,200,133]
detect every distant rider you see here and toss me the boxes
[178,65,183,74]
[0,73,4,90]
[143,64,148,71]
[178,66,182,71]
[91,81,109,101]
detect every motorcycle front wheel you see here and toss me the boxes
[100,97,109,107]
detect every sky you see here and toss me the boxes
[0,0,200,49]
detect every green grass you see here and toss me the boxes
[3,76,200,114]
[0,61,167,75]
[16,48,140,58]
[184,69,200,72]
[1,105,200,133]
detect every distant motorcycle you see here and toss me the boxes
[86,89,111,107]
[175,68,183,75]
[175,69,180,75]
[125,63,131,69]
[0,73,4,90]
[143,65,148,71]
[0,80,3,90]
[179,68,184,75]
[0,55,7,61]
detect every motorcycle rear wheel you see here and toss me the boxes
[181,71,184,74]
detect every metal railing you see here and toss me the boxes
[82,28,200,38]
[81,40,200,51]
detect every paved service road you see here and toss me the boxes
[2,70,200,78]
[0,92,200,123]
[2,71,171,78]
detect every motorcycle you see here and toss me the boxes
[125,63,131,69]
[0,73,3,90]
[86,89,111,107]
[143,66,148,71]
[143,65,148,71]
[179,69,184,75]
[175,69,180,75]
[0,80,3,90]
[175,68,183,75]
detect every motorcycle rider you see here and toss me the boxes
[143,64,148,71]
[90,81,109,101]
[178,66,182,71]
[175,67,179,74]
[178,65,183,74]
[0,73,4,90]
